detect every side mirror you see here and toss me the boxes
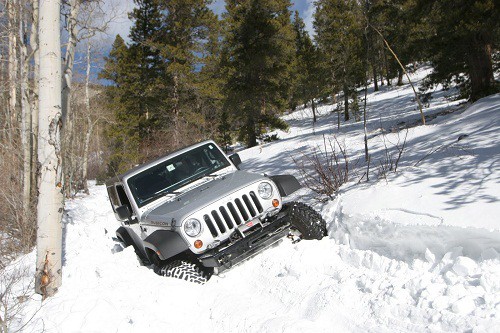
[229,153,242,169]
[116,205,132,222]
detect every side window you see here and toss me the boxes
[107,186,119,212]
[116,185,131,209]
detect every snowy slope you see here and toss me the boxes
[4,68,500,332]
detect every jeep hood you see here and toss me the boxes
[143,171,266,225]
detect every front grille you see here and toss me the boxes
[203,191,264,237]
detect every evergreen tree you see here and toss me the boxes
[101,0,219,169]
[100,0,165,172]
[153,0,218,148]
[217,109,232,152]
[369,0,419,86]
[127,0,164,133]
[413,0,499,101]
[314,0,366,121]
[291,11,329,123]
[289,11,308,110]
[99,35,142,174]
[224,0,295,147]
[196,9,226,144]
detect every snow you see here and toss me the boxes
[3,66,500,332]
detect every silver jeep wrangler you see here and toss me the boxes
[106,140,326,283]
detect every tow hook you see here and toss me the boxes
[219,254,233,269]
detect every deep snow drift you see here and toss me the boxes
[3,67,500,332]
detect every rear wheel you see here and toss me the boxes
[286,201,327,240]
[155,259,213,284]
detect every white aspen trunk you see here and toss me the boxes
[30,0,40,197]
[7,0,18,143]
[62,0,80,122]
[35,0,63,298]
[82,40,92,195]
[62,0,81,197]
[20,1,32,223]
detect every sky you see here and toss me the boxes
[104,0,316,45]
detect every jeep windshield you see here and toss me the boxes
[127,143,231,207]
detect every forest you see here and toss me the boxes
[0,0,498,297]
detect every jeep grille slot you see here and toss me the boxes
[227,202,242,226]
[211,210,226,234]
[249,191,263,213]
[242,194,256,217]
[203,215,218,237]
[235,198,249,221]
[219,206,234,229]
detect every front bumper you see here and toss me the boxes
[198,211,290,271]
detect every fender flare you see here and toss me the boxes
[143,230,190,261]
[269,175,301,197]
[116,226,149,261]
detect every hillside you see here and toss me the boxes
[4,67,500,332]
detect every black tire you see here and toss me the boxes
[156,260,212,284]
[286,201,327,240]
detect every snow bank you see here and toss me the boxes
[4,69,499,332]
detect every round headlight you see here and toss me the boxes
[258,182,273,199]
[184,218,202,237]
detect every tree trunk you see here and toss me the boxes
[468,33,494,102]
[383,47,391,85]
[368,30,378,92]
[172,73,180,148]
[246,114,257,148]
[311,99,317,123]
[397,69,403,86]
[378,40,384,86]
[62,0,81,198]
[20,2,32,224]
[30,0,40,200]
[61,0,80,122]
[82,41,92,195]
[343,83,350,121]
[7,0,18,144]
[36,0,63,298]
[372,65,379,91]
[363,86,369,163]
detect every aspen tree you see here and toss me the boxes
[35,0,63,298]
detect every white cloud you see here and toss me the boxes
[303,0,316,38]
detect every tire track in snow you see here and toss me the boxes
[321,197,500,332]
[327,198,500,263]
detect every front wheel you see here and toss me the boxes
[286,202,327,240]
[156,260,213,284]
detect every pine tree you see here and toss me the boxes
[413,0,499,101]
[198,17,230,145]
[152,0,218,148]
[217,109,232,152]
[369,0,419,86]
[127,0,164,137]
[314,0,366,122]
[291,11,329,123]
[101,0,220,169]
[224,0,295,147]
[99,35,142,174]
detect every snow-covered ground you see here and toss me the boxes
[3,67,500,332]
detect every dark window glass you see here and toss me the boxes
[128,144,231,207]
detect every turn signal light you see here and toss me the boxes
[194,240,203,249]
[272,199,279,208]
